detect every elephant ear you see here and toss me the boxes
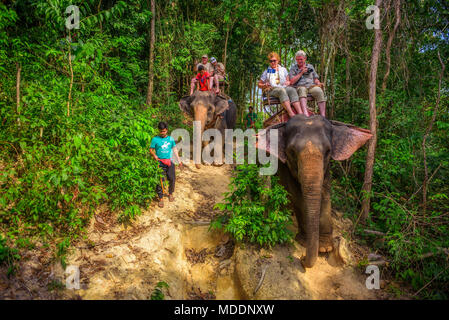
[214,94,229,115]
[330,121,373,161]
[179,95,193,115]
[256,123,287,163]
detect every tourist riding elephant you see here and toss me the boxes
[179,91,237,168]
[258,115,372,268]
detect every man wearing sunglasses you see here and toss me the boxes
[288,50,326,117]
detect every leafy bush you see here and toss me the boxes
[211,164,293,247]
[151,281,169,300]
[332,91,449,298]
[0,1,183,267]
[0,235,20,276]
[0,87,162,239]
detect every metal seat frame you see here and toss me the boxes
[262,91,315,116]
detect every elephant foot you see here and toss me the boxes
[212,162,224,167]
[319,235,333,253]
[319,246,333,253]
[296,233,333,252]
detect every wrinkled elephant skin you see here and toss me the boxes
[258,115,372,268]
[179,91,237,168]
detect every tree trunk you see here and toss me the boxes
[253,79,257,111]
[16,62,21,126]
[16,63,21,113]
[329,49,336,119]
[97,0,102,32]
[381,0,401,92]
[249,74,253,106]
[67,33,73,117]
[360,0,383,224]
[223,23,230,72]
[145,0,156,108]
[345,39,351,104]
[166,42,170,104]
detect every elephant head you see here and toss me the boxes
[179,91,230,132]
[258,115,372,268]
[179,91,230,167]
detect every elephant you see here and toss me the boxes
[179,91,237,168]
[258,114,372,268]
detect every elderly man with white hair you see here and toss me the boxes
[288,50,326,117]
[210,57,226,94]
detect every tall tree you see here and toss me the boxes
[381,0,401,92]
[360,0,383,224]
[15,62,21,126]
[146,0,156,108]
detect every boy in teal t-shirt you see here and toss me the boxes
[150,135,176,159]
[149,122,182,208]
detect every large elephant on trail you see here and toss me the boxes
[258,115,372,268]
[179,91,237,168]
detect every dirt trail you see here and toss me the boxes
[1,164,390,300]
[62,164,240,300]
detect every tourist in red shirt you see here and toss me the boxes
[191,65,211,94]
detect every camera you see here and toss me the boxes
[303,68,312,75]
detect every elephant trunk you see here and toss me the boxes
[193,105,208,166]
[298,141,324,268]
[194,105,209,138]
[194,106,207,132]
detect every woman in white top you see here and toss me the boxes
[258,52,302,117]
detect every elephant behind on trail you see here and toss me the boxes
[179,91,237,167]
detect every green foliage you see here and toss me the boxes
[56,237,71,268]
[212,164,293,247]
[151,281,169,300]
[334,90,449,298]
[48,279,65,292]
[0,79,161,238]
[0,0,168,264]
[0,235,20,277]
